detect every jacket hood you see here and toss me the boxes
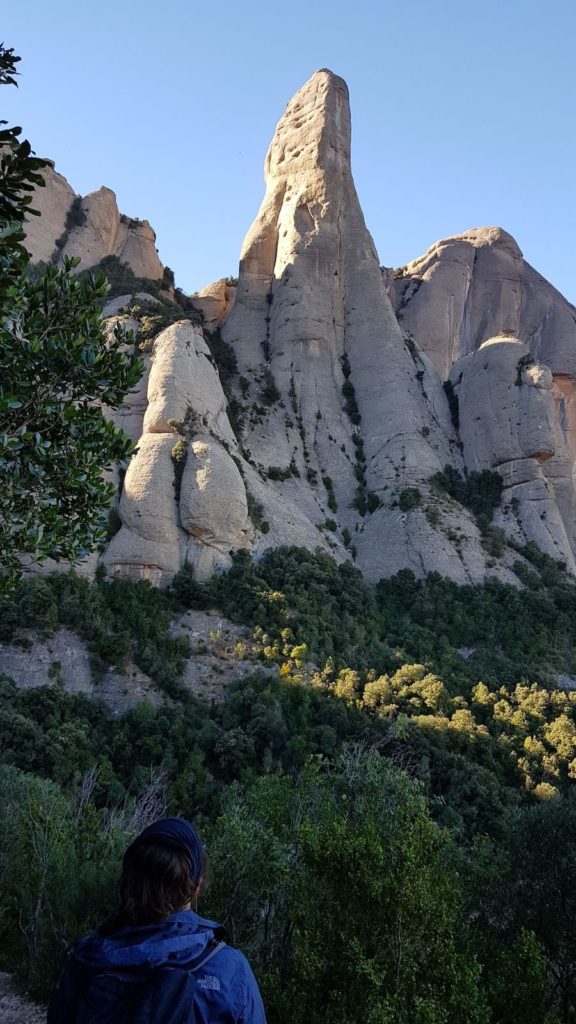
[74,910,220,971]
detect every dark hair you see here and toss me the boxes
[101,841,205,933]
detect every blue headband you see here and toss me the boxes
[127,818,205,885]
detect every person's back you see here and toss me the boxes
[47,818,266,1024]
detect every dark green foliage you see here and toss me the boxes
[399,487,421,511]
[170,437,187,501]
[341,379,361,425]
[0,573,190,695]
[431,465,503,521]
[208,753,488,1024]
[353,486,367,515]
[3,554,576,1014]
[480,523,507,558]
[105,506,122,542]
[246,492,270,534]
[340,353,361,424]
[0,50,143,591]
[53,196,87,253]
[0,766,131,997]
[322,475,338,513]
[0,259,143,590]
[260,368,280,406]
[204,327,238,387]
[162,265,175,290]
[516,353,534,386]
[126,298,199,349]
[366,490,381,513]
[78,254,165,301]
[267,464,296,481]
[443,379,460,429]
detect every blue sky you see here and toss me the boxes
[4,0,575,301]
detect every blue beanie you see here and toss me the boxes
[127,817,205,885]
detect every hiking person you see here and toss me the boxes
[47,817,266,1023]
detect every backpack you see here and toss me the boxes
[47,939,226,1024]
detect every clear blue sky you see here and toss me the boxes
[4,0,575,302]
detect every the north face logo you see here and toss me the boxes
[197,974,221,992]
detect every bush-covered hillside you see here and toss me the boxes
[1,549,576,1021]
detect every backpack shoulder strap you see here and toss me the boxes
[180,938,227,974]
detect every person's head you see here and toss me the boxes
[114,817,206,927]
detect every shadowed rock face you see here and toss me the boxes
[190,279,237,332]
[458,337,576,569]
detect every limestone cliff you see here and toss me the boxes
[27,71,576,586]
[220,69,484,582]
[23,162,164,280]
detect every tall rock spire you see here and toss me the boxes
[222,70,475,581]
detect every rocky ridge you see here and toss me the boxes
[24,162,165,280]
[22,70,576,585]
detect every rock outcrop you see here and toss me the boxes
[23,162,164,280]
[221,69,491,582]
[102,321,250,583]
[190,278,237,332]
[457,337,576,569]
[391,227,576,383]
[28,71,576,587]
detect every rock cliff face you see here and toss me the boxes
[190,278,237,332]
[102,321,250,584]
[390,227,576,383]
[23,162,164,280]
[221,70,476,580]
[31,71,576,585]
[457,337,576,570]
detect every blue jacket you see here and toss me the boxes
[48,909,267,1024]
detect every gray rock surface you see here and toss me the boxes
[391,227,576,382]
[103,321,250,583]
[24,165,164,279]
[23,74,576,588]
[181,438,250,579]
[0,974,44,1024]
[22,162,76,263]
[220,68,492,581]
[458,337,576,568]
[0,611,259,711]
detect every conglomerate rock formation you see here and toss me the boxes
[23,162,164,279]
[26,70,576,585]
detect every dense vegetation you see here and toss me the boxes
[1,547,576,1019]
[0,44,143,590]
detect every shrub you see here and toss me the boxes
[399,488,421,511]
[431,466,502,522]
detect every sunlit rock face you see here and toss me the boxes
[23,163,164,279]
[220,68,500,584]
[190,279,237,332]
[29,72,576,586]
[390,227,576,382]
[102,322,250,584]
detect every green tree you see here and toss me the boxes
[0,44,143,590]
[493,796,576,1022]
[205,750,488,1024]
